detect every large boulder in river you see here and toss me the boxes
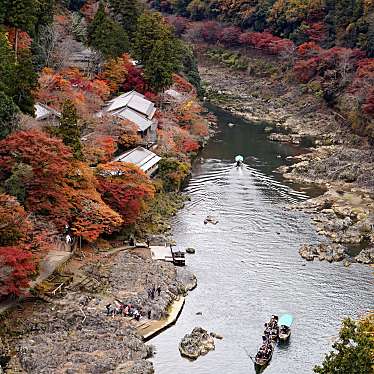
[176,268,197,291]
[204,216,218,225]
[299,244,317,261]
[179,327,215,360]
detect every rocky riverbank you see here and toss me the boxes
[199,53,374,265]
[0,247,195,373]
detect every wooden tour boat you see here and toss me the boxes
[254,339,275,367]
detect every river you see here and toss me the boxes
[151,105,374,374]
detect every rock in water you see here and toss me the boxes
[355,247,374,264]
[186,247,196,254]
[204,216,219,225]
[299,243,346,262]
[179,327,215,360]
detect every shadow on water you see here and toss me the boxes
[151,105,373,374]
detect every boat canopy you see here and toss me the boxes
[279,314,293,327]
[235,155,244,162]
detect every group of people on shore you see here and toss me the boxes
[105,300,142,321]
[256,315,278,361]
[104,283,163,321]
[147,284,161,300]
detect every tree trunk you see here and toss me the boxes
[15,28,19,61]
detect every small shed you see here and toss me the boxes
[114,146,161,176]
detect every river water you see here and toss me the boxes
[152,105,374,374]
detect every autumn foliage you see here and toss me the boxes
[239,32,295,54]
[0,194,37,297]
[68,163,123,242]
[5,28,32,51]
[0,130,74,228]
[37,67,110,118]
[96,162,155,225]
[0,130,123,242]
[0,245,36,297]
[83,134,117,165]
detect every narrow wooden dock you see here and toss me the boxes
[137,296,185,341]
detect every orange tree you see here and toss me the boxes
[0,130,74,228]
[0,130,123,242]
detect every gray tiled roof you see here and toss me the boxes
[105,91,156,119]
[113,107,153,132]
[34,103,61,121]
[114,146,161,173]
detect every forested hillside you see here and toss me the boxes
[149,0,374,139]
[0,0,208,298]
[150,0,374,55]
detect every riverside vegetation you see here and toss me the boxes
[0,0,208,372]
[1,0,373,373]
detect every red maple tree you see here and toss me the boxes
[0,194,37,297]
[96,162,155,225]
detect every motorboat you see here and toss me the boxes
[235,155,244,166]
[278,314,293,341]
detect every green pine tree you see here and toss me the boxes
[0,31,36,116]
[181,44,203,96]
[366,13,374,57]
[174,0,190,17]
[109,0,141,37]
[0,0,6,24]
[144,39,175,93]
[34,0,55,32]
[58,100,83,160]
[5,0,37,33]
[0,30,16,93]
[87,2,129,59]
[133,11,174,65]
[12,52,38,115]
[5,162,33,203]
[0,91,19,140]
